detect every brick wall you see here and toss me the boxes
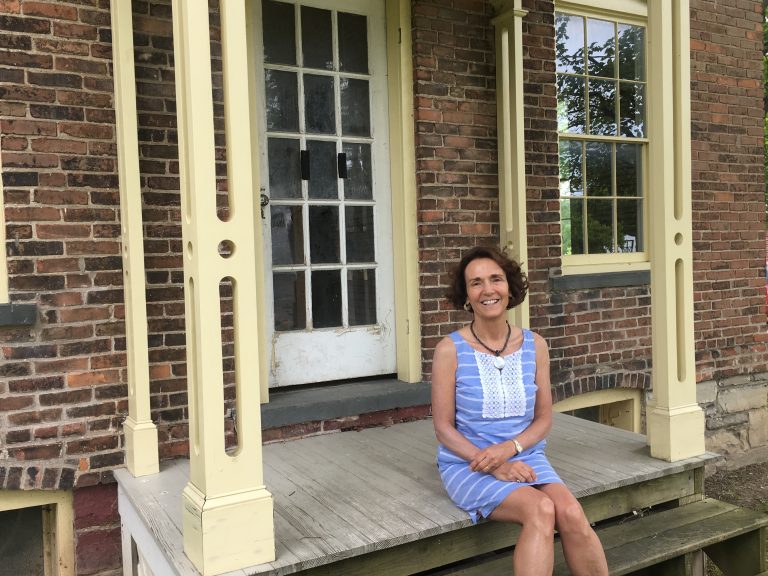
[689,0,768,461]
[412,0,653,400]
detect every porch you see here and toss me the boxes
[115,412,725,575]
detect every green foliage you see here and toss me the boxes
[764,2,767,222]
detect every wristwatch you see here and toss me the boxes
[512,439,523,455]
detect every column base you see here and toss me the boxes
[124,418,159,477]
[183,482,275,576]
[648,403,706,461]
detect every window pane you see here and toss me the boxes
[304,74,336,134]
[302,7,333,70]
[588,78,617,135]
[585,142,611,197]
[342,142,372,199]
[586,199,614,254]
[273,272,306,331]
[345,206,374,263]
[340,78,371,136]
[616,144,642,197]
[561,198,584,255]
[348,269,376,326]
[555,13,585,74]
[263,0,295,65]
[271,205,303,265]
[559,140,583,197]
[617,199,643,252]
[620,82,645,137]
[338,12,368,73]
[268,138,301,199]
[587,18,615,78]
[312,270,341,328]
[307,140,338,199]
[557,75,586,134]
[265,70,299,132]
[618,24,645,81]
[309,205,339,263]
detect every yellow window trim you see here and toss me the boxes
[554,388,642,433]
[0,147,9,303]
[0,490,75,576]
[557,0,647,21]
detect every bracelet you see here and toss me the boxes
[512,439,523,454]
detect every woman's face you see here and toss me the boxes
[464,257,509,317]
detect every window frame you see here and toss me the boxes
[555,1,650,274]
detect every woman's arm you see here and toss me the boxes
[431,336,485,462]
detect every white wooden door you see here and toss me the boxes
[255,0,396,387]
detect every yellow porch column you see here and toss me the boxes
[491,0,530,329]
[171,0,274,574]
[646,0,705,461]
[110,0,159,477]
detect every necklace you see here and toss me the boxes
[470,321,512,370]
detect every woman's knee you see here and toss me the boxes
[556,500,591,536]
[522,494,556,531]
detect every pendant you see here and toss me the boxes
[493,356,505,370]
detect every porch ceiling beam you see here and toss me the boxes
[492,0,530,329]
[110,0,159,478]
[170,0,274,573]
[646,0,705,461]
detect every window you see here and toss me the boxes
[556,9,647,268]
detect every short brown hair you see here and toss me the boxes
[446,246,528,311]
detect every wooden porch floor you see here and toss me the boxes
[115,414,717,575]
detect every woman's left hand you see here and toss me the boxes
[469,442,515,473]
[491,461,537,483]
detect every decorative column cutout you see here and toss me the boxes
[491,0,530,329]
[110,0,159,477]
[171,0,274,573]
[646,0,705,461]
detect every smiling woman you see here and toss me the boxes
[431,246,609,576]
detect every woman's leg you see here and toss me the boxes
[488,487,556,576]
[538,483,608,576]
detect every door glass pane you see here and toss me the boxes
[342,142,372,199]
[618,24,645,81]
[302,6,333,70]
[271,205,304,265]
[265,70,299,131]
[556,75,585,134]
[340,78,370,136]
[586,199,614,254]
[273,272,306,331]
[585,142,611,197]
[588,78,616,135]
[619,82,645,137]
[559,140,583,197]
[263,0,295,65]
[348,269,376,326]
[304,74,335,134]
[338,12,368,73]
[268,138,301,199]
[587,18,614,78]
[345,206,374,263]
[309,205,339,263]
[617,199,643,252]
[616,144,642,197]
[312,270,341,328]
[555,13,584,74]
[307,140,338,199]
[560,198,584,255]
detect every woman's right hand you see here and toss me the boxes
[491,461,537,483]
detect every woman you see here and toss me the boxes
[432,246,608,576]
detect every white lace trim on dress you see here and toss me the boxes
[476,350,526,419]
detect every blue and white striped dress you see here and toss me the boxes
[437,329,563,523]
